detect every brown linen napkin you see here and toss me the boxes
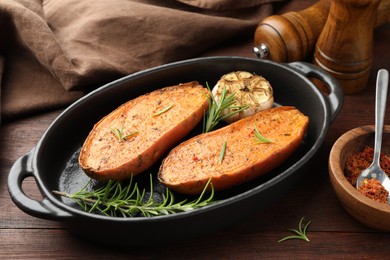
[0,0,284,121]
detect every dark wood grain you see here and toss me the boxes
[1,0,390,258]
[314,0,381,94]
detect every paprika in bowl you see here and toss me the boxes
[329,125,390,231]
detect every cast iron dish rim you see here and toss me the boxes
[329,125,390,213]
[32,56,334,222]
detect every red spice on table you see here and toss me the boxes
[344,146,390,204]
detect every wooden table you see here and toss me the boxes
[1,1,390,259]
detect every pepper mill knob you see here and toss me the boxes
[314,0,381,94]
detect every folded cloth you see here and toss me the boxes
[0,0,284,121]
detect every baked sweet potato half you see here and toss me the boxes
[79,81,209,181]
[158,106,309,194]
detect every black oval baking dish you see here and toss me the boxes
[8,56,343,246]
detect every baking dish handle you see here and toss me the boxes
[8,149,73,220]
[287,61,344,123]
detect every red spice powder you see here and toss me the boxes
[357,178,389,204]
[344,146,390,204]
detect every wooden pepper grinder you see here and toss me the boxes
[313,0,381,94]
[253,0,330,63]
[253,0,389,63]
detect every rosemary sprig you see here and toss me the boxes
[254,124,273,144]
[53,175,215,217]
[202,83,248,133]
[153,104,174,117]
[277,217,311,243]
[110,125,138,142]
[219,141,227,164]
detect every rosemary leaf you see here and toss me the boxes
[153,104,174,117]
[219,141,227,164]
[254,124,273,144]
[202,82,248,133]
[110,125,138,142]
[278,217,311,243]
[53,175,215,218]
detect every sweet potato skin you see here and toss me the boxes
[79,82,209,181]
[158,106,309,194]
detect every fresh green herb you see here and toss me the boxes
[110,125,138,142]
[253,124,273,144]
[202,83,248,133]
[219,141,227,164]
[153,104,174,117]
[277,217,311,243]
[53,175,215,217]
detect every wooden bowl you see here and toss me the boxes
[329,125,390,231]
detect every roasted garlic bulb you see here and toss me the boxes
[212,71,274,123]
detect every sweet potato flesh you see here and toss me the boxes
[79,82,209,181]
[158,106,309,194]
